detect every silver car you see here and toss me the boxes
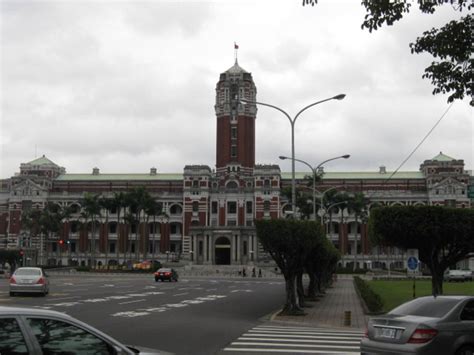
[361,295,474,355]
[0,306,172,354]
[9,267,49,296]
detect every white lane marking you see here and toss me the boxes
[231,289,252,293]
[83,298,108,303]
[112,311,150,318]
[118,299,146,305]
[50,296,78,301]
[223,348,359,354]
[250,330,364,337]
[101,284,115,287]
[173,292,189,296]
[111,294,227,318]
[144,286,156,289]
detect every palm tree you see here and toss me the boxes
[99,196,115,269]
[81,193,101,268]
[144,199,163,266]
[110,192,126,267]
[20,208,42,264]
[39,202,63,266]
[347,192,369,271]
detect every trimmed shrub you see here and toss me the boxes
[354,276,383,313]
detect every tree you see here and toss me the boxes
[305,238,340,299]
[347,192,370,271]
[303,0,473,106]
[144,199,163,267]
[39,202,64,266]
[81,193,101,268]
[110,192,126,265]
[369,206,474,296]
[99,196,116,268]
[255,219,321,315]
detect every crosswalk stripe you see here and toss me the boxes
[255,326,364,335]
[245,333,361,340]
[239,337,360,344]
[223,324,363,354]
[223,348,359,354]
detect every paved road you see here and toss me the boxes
[0,273,285,355]
[220,324,364,354]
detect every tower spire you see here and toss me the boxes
[234,42,239,64]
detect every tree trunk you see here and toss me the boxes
[296,271,308,307]
[431,269,444,296]
[281,272,305,315]
[307,272,318,300]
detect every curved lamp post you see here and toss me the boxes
[279,154,350,221]
[240,94,346,215]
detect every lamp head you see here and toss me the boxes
[333,94,346,100]
[279,156,289,160]
[342,154,350,159]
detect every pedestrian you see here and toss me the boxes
[258,269,262,278]
[242,268,246,277]
[252,267,256,277]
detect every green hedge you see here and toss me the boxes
[354,276,383,313]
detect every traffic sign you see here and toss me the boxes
[407,256,419,271]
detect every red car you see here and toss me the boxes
[154,268,178,282]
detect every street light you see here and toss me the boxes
[279,154,350,221]
[241,94,346,215]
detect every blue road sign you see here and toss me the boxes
[407,256,419,271]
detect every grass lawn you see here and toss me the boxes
[367,280,474,313]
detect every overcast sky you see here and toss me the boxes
[1,0,472,178]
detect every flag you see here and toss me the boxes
[234,43,239,49]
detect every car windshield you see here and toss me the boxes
[15,268,41,276]
[389,297,460,318]
[158,268,171,272]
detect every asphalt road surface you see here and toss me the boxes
[0,273,286,355]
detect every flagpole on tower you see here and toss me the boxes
[234,42,239,64]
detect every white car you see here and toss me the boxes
[444,270,472,282]
[0,306,172,354]
[9,267,49,296]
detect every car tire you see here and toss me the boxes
[155,277,159,282]
[456,345,474,355]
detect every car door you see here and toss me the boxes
[22,316,130,355]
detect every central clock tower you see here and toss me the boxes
[214,60,257,175]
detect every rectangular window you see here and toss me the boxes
[243,241,247,256]
[212,201,218,214]
[231,127,237,139]
[199,241,203,256]
[227,201,237,214]
[109,242,115,254]
[231,145,237,158]
[246,201,253,214]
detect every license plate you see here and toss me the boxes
[377,327,397,339]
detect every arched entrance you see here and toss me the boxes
[215,237,231,265]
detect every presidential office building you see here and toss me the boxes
[0,60,473,269]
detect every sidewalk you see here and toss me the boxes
[272,275,369,330]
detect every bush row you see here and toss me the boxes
[354,276,384,313]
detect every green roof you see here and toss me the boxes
[281,171,424,180]
[56,173,183,181]
[432,152,456,162]
[25,155,57,166]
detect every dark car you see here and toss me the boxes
[154,268,178,282]
[361,295,474,355]
[0,306,173,354]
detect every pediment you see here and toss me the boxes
[11,179,47,197]
[431,177,466,189]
